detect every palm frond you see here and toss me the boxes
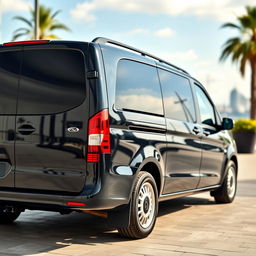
[12,31,30,41]
[240,55,248,76]
[50,23,71,32]
[52,10,61,19]
[43,34,61,40]
[238,15,253,30]
[13,27,30,34]
[12,4,70,41]
[220,37,241,62]
[13,16,32,28]
[221,22,241,30]
[246,6,256,19]
[232,43,245,63]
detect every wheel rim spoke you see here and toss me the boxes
[227,167,236,198]
[137,181,156,229]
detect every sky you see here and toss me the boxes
[0,0,255,106]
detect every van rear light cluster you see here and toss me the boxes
[3,40,49,46]
[87,109,110,162]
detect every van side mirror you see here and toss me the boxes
[222,117,233,130]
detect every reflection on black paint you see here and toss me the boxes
[174,92,194,124]
[0,148,11,177]
[15,110,87,193]
[116,60,163,115]
[38,114,84,158]
[159,69,196,122]
[0,50,20,115]
[18,49,86,115]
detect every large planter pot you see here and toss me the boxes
[233,131,256,153]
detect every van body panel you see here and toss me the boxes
[163,119,202,193]
[197,130,226,187]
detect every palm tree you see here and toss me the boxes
[12,5,70,41]
[220,6,256,119]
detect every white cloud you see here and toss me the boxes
[70,2,96,22]
[154,28,175,38]
[127,28,149,36]
[70,0,254,23]
[0,0,30,13]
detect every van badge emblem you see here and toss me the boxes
[67,127,79,133]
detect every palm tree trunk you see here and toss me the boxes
[250,59,256,119]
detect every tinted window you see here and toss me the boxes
[18,49,86,115]
[158,69,196,122]
[194,84,216,126]
[116,60,163,115]
[0,50,21,114]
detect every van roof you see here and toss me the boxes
[92,37,190,76]
[2,38,201,85]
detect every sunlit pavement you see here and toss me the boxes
[0,154,256,256]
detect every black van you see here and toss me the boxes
[0,38,237,239]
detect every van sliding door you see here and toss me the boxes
[158,68,201,193]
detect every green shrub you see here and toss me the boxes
[232,119,256,133]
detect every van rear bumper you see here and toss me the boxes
[0,167,135,211]
[0,190,129,211]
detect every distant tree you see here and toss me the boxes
[220,6,256,119]
[12,5,70,41]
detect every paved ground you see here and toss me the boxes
[0,154,256,256]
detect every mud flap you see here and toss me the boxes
[107,201,131,229]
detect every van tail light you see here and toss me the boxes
[87,109,110,162]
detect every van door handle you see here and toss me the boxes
[192,127,200,134]
[17,124,36,135]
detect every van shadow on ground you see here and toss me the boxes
[0,196,216,255]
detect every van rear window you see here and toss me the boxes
[0,50,21,115]
[18,49,86,115]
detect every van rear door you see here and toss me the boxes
[0,49,20,189]
[14,46,89,193]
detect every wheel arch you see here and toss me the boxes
[137,158,163,196]
[230,155,238,174]
[220,153,238,185]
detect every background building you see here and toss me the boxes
[217,88,249,119]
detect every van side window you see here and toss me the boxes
[194,84,216,126]
[158,69,196,122]
[18,49,86,115]
[0,51,21,114]
[116,60,163,115]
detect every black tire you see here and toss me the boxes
[211,161,237,203]
[0,207,21,224]
[118,171,158,239]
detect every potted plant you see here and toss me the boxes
[232,119,256,153]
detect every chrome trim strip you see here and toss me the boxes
[159,184,220,202]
